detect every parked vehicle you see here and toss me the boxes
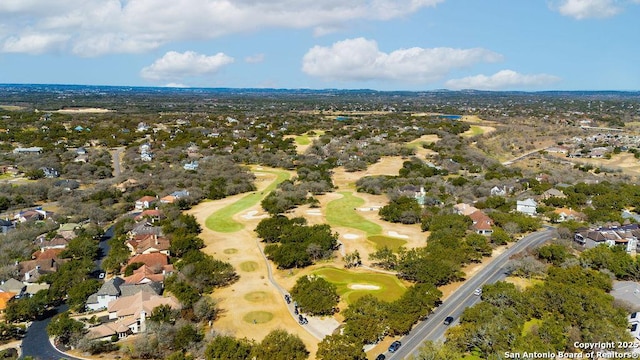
[474,288,482,296]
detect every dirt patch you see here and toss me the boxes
[56,107,114,113]
[387,231,409,239]
[343,234,360,240]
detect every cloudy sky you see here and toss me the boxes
[0,0,638,91]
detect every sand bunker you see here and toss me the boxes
[388,231,409,239]
[349,284,381,290]
[357,206,382,211]
[306,209,322,216]
[343,234,360,240]
[56,108,114,113]
[241,210,268,220]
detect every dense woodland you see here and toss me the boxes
[1,86,640,359]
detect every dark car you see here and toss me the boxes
[443,316,454,325]
[376,354,386,360]
[388,340,402,353]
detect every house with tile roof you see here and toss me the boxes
[85,277,163,311]
[0,292,16,315]
[126,234,170,256]
[453,203,479,216]
[88,292,180,340]
[135,196,157,210]
[468,210,494,236]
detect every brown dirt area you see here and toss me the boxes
[551,152,640,177]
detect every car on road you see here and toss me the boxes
[443,316,454,325]
[388,340,402,353]
[375,354,386,360]
[473,288,482,296]
[98,272,106,279]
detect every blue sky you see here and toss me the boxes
[0,0,638,91]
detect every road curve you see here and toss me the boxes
[388,228,556,360]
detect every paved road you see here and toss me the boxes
[21,305,83,360]
[110,147,125,177]
[386,228,556,360]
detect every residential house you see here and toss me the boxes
[574,224,640,253]
[0,219,15,234]
[74,147,88,163]
[122,264,173,285]
[85,277,163,311]
[14,209,48,223]
[516,198,537,216]
[160,190,190,204]
[490,186,508,197]
[540,188,566,200]
[35,235,70,252]
[135,196,157,210]
[88,292,180,340]
[0,279,25,298]
[454,203,479,216]
[19,257,65,283]
[134,209,164,222]
[126,234,171,255]
[0,292,16,315]
[183,161,199,171]
[552,208,585,222]
[468,210,494,235]
[12,147,42,154]
[129,221,163,237]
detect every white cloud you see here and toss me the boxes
[445,70,561,90]
[1,33,69,54]
[553,0,621,19]
[140,51,234,82]
[302,38,502,83]
[164,83,189,88]
[245,53,265,63]
[0,0,444,56]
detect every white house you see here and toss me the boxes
[516,198,537,216]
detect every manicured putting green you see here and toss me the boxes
[243,311,273,324]
[239,261,259,272]
[223,248,238,254]
[244,291,270,302]
[326,192,382,235]
[205,169,290,232]
[312,266,407,304]
[367,235,407,252]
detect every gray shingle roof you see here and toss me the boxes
[96,277,125,296]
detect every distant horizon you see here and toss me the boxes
[1,83,639,94]
[0,1,637,91]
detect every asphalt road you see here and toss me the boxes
[21,305,83,360]
[386,228,557,360]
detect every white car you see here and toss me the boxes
[473,288,482,296]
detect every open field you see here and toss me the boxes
[462,125,494,138]
[0,105,25,111]
[55,107,114,113]
[367,235,407,251]
[312,266,408,305]
[204,168,290,232]
[286,130,326,154]
[550,152,640,177]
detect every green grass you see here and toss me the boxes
[326,192,382,235]
[462,125,485,138]
[0,173,12,180]
[239,261,259,272]
[367,235,407,252]
[243,311,273,324]
[312,266,407,304]
[294,135,311,145]
[522,318,543,336]
[205,169,290,232]
[223,248,238,254]
[244,291,270,302]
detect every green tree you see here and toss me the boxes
[290,276,339,316]
[47,311,85,346]
[173,324,203,351]
[205,336,255,360]
[67,279,101,312]
[316,334,366,360]
[343,295,389,344]
[253,329,309,360]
